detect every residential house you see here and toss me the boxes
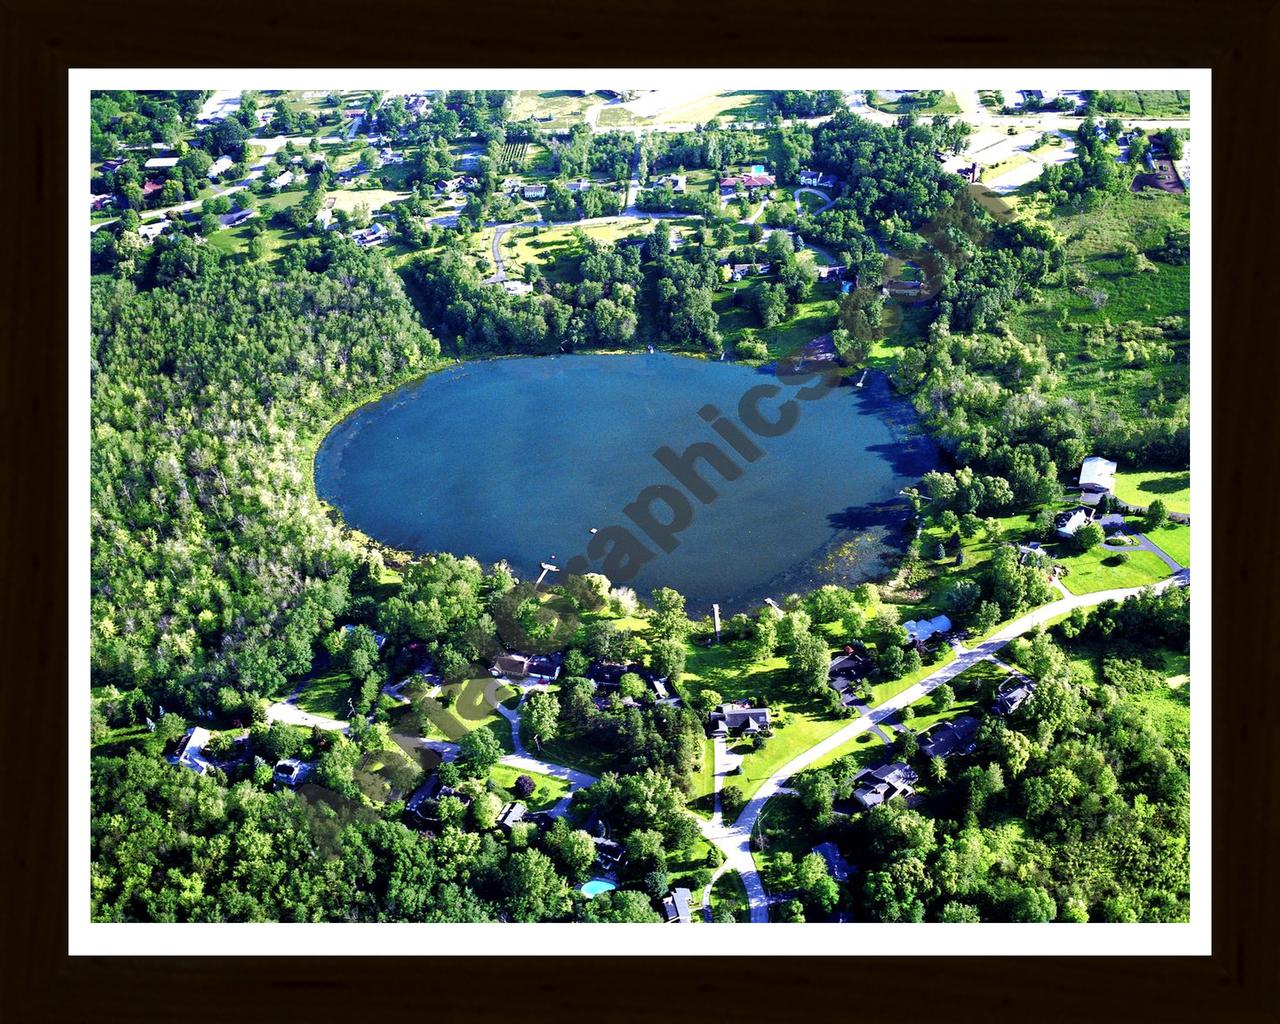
[797,168,837,189]
[993,680,1034,716]
[707,702,772,739]
[585,659,664,690]
[501,280,534,297]
[828,645,872,707]
[221,208,255,228]
[1054,505,1094,539]
[351,223,389,247]
[812,841,853,883]
[1078,456,1118,500]
[850,762,918,810]
[169,727,214,775]
[405,777,442,825]
[903,614,952,646]
[592,836,624,871]
[660,887,693,924]
[497,802,527,833]
[90,194,114,211]
[208,155,234,178]
[918,714,981,760]
[273,758,312,788]
[144,156,180,170]
[137,220,169,242]
[521,183,547,200]
[492,651,563,681]
[652,173,686,193]
[141,179,164,200]
[269,170,294,190]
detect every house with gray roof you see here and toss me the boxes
[919,714,981,760]
[660,887,693,923]
[994,680,1034,716]
[850,761,918,810]
[708,702,772,739]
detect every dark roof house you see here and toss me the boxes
[993,680,1034,716]
[850,762,918,810]
[918,714,981,760]
[708,702,772,738]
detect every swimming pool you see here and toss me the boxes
[581,878,616,898]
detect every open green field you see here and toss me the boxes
[867,90,961,115]
[488,764,570,813]
[1114,468,1191,514]
[599,90,772,128]
[1096,90,1191,118]
[328,187,409,215]
[1056,544,1171,595]
[420,679,517,750]
[1006,190,1190,420]
[1148,522,1191,567]
[511,90,606,129]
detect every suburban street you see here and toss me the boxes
[698,571,1189,923]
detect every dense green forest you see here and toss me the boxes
[787,587,1191,922]
[91,238,441,708]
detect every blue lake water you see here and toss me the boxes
[315,354,939,614]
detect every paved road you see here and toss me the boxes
[1099,513,1186,573]
[694,572,1189,923]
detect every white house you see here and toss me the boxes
[1055,506,1094,539]
[144,156,180,169]
[208,155,234,178]
[1079,456,1117,495]
[170,727,214,775]
[269,170,294,190]
[903,614,952,644]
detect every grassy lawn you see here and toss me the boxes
[867,90,960,115]
[1114,468,1191,514]
[866,645,958,707]
[419,679,517,751]
[710,870,750,922]
[728,713,851,801]
[688,737,717,819]
[525,728,614,778]
[295,668,356,718]
[328,187,409,215]
[488,764,571,812]
[983,151,1033,180]
[807,727,890,773]
[752,794,821,879]
[1056,544,1171,595]
[1148,521,1191,567]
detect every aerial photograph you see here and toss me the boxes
[85,79,1196,929]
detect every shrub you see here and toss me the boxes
[513,774,536,799]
